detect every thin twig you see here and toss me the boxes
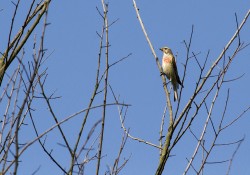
[96,1,109,174]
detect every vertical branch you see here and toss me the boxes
[6,0,21,61]
[174,25,194,119]
[96,1,109,175]
[1,57,23,173]
[159,104,167,152]
[131,1,174,174]
[131,0,172,114]
[226,137,244,175]
[201,140,205,175]
[111,131,130,175]
[68,4,106,175]
[13,52,25,175]
[2,45,42,175]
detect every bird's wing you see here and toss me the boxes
[172,56,184,87]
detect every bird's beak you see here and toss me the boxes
[159,48,163,51]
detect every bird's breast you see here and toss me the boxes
[162,62,173,80]
[163,57,172,64]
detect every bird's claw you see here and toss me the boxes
[163,82,167,87]
[160,72,166,76]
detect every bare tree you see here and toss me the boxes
[131,1,250,175]
[0,0,249,175]
[1,0,130,174]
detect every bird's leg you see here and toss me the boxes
[163,82,167,87]
[160,72,165,76]
[163,81,171,87]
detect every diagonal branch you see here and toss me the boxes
[131,1,174,174]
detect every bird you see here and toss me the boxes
[160,46,183,101]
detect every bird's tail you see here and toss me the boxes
[174,89,178,102]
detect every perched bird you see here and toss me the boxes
[160,46,183,101]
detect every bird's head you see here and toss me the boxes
[160,46,172,54]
